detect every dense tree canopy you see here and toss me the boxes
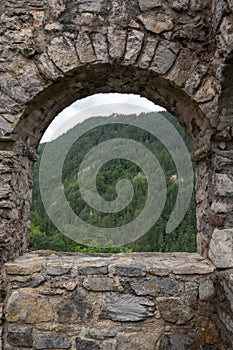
[30,111,196,253]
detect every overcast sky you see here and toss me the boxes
[41,93,165,143]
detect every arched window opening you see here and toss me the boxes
[30,93,196,254]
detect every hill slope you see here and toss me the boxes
[30,111,196,253]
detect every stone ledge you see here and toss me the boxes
[4,252,216,277]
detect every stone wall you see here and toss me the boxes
[2,251,232,350]
[0,0,233,348]
[0,0,232,262]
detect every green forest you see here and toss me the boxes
[30,111,197,253]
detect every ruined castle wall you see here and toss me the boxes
[3,252,232,350]
[0,0,232,348]
[0,0,232,266]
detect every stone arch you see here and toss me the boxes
[0,1,233,349]
[16,63,206,149]
[0,0,232,265]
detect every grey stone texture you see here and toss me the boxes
[2,252,231,350]
[0,0,232,348]
[0,0,232,268]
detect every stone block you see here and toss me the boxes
[130,276,181,296]
[172,261,215,274]
[199,279,215,301]
[215,173,233,197]
[46,261,72,275]
[7,326,33,348]
[124,30,144,64]
[209,228,233,268]
[137,13,174,34]
[76,337,100,350]
[35,53,61,81]
[138,36,158,69]
[4,257,46,275]
[116,331,161,350]
[76,32,96,64]
[217,307,233,334]
[83,277,123,292]
[77,0,105,13]
[91,33,109,62]
[172,0,190,11]
[150,40,181,74]
[48,36,79,72]
[57,290,93,324]
[88,328,117,340]
[108,28,127,61]
[35,334,71,349]
[0,118,12,137]
[139,0,162,11]
[159,332,194,350]
[101,293,155,322]
[157,297,194,324]
[111,263,146,277]
[5,290,54,323]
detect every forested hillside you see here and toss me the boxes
[30,111,196,253]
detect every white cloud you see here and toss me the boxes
[41,93,165,143]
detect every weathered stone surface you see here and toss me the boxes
[172,261,215,274]
[35,334,71,349]
[116,331,162,350]
[110,263,146,277]
[0,1,233,348]
[195,78,220,103]
[217,16,233,55]
[48,36,79,72]
[83,277,123,292]
[76,32,96,64]
[124,30,144,64]
[76,337,100,350]
[47,0,66,19]
[212,0,228,31]
[5,290,54,323]
[211,200,233,213]
[0,74,30,104]
[7,326,33,348]
[78,265,108,275]
[215,174,233,197]
[149,267,169,276]
[184,64,208,95]
[172,0,190,12]
[35,53,61,80]
[217,307,233,334]
[88,328,117,340]
[137,13,174,34]
[138,36,158,69]
[4,257,46,275]
[101,293,154,322]
[151,41,181,74]
[185,281,199,306]
[130,276,181,296]
[0,93,21,115]
[1,252,233,349]
[77,0,105,13]
[157,297,194,324]
[159,332,194,350]
[199,279,215,301]
[139,0,162,12]
[209,228,233,268]
[91,33,109,62]
[46,261,72,275]
[57,289,93,324]
[0,118,12,137]
[108,28,127,61]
